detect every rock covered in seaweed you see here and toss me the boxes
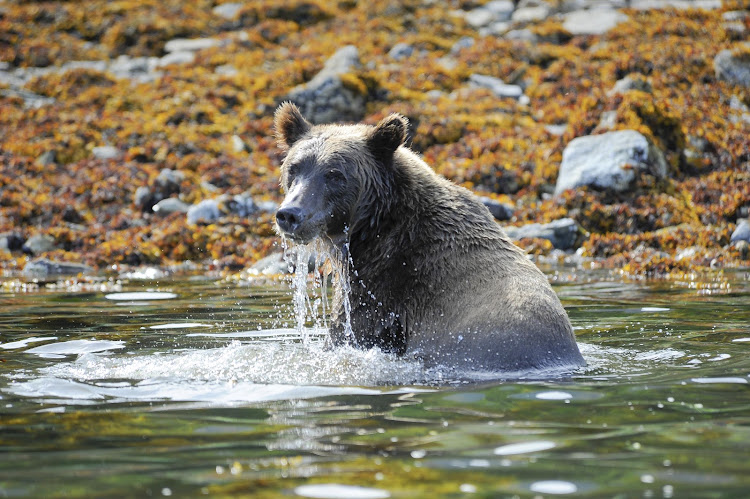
[504,218,586,250]
[555,130,669,195]
[284,45,366,124]
[714,44,750,88]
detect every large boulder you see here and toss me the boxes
[562,8,628,35]
[555,130,668,195]
[284,46,365,124]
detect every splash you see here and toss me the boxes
[282,238,353,342]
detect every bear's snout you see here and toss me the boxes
[276,206,305,236]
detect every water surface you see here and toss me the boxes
[1,267,749,497]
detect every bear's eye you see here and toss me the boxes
[287,163,301,178]
[324,169,346,184]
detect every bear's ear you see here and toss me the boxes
[367,113,408,162]
[274,102,311,150]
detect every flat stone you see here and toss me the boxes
[187,199,222,225]
[503,218,584,250]
[164,38,220,53]
[469,74,523,99]
[562,9,628,35]
[609,74,652,95]
[630,0,721,9]
[505,29,539,42]
[92,145,121,160]
[249,252,291,275]
[22,258,92,279]
[555,130,668,195]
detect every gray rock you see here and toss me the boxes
[157,168,185,188]
[714,46,750,88]
[562,8,628,35]
[469,74,523,99]
[256,200,280,213]
[152,197,191,216]
[505,29,539,43]
[479,21,511,37]
[0,88,56,109]
[164,37,220,53]
[451,37,475,55]
[22,258,92,279]
[187,199,222,225]
[465,0,514,27]
[555,130,668,195]
[108,55,162,82]
[723,11,750,22]
[479,197,514,221]
[544,124,568,136]
[134,186,152,208]
[503,218,584,250]
[35,150,57,166]
[92,145,121,160]
[158,51,195,67]
[731,219,750,244]
[213,2,243,19]
[388,43,415,60]
[23,234,57,255]
[215,64,239,76]
[609,74,652,95]
[285,46,365,124]
[226,193,257,217]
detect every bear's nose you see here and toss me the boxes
[276,206,304,234]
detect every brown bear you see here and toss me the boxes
[274,102,585,373]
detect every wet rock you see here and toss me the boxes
[0,87,56,108]
[256,200,280,213]
[22,234,57,255]
[479,21,511,37]
[609,74,652,95]
[108,55,162,83]
[731,219,750,244]
[562,8,628,35]
[0,232,24,252]
[555,130,669,195]
[504,218,585,250]
[544,124,568,136]
[284,45,365,124]
[22,258,92,279]
[164,38,220,53]
[213,2,243,19]
[92,145,121,160]
[714,46,750,88]
[134,186,152,209]
[469,74,523,99]
[231,134,248,153]
[153,198,191,216]
[479,197,514,221]
[389,43,414,60]
[157,168,185,189]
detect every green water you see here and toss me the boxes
[1,267,749,498]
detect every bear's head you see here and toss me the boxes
[274,102,408,245]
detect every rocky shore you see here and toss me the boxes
[0,0,748,282]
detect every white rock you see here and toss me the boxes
[469,74,523,99]
[92,145,121,160]
[212,2,243,19]
[555,130,668,195]
[164,38,220,53]
[630,0,721,9]
[562,9,628,35]
[511,5,550,23]
[158,51,195,67]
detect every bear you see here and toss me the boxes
[273,102,585,374]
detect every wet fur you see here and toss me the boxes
[274,102,585,372]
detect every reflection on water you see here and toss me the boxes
[1,268,749,497]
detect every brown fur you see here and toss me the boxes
[274,102,585,373]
